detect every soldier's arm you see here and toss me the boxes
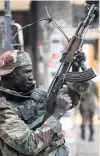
[0,102,62,155]
[91,80,99,99]
[67,51,90,109]
[60,81,89,109]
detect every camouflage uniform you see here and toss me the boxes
[79,80,98,141]
[0,50,89,155]
[0,86,69,156]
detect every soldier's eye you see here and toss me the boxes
[25,70,32,74]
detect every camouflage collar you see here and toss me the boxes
[0,85,36,99]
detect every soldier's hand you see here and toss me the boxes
[53,85,72,119]
[74,50,86,62]
[72,50,86,71]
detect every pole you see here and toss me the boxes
[42,26,49,90]
[4,0,12,51]
[29,1,38,83]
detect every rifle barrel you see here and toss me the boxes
[78,4,96,37]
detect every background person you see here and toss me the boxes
[79,80,98,141]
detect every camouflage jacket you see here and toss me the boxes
[0,86,69,156]
[0,81,89,156]
[79,80,98,112]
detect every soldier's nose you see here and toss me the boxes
[29,74,34,81]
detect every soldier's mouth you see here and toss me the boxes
[25,84,32,87]
[25,81,34,87]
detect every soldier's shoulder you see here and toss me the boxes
[0,95,6,103]
[0,94,9,108]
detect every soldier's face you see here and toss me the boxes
[12,65,34,92]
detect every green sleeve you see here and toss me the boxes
[0,103,61,155]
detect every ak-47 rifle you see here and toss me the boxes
[46,3,97,114]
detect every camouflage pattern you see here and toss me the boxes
[67,81,89,96]
[0,49,90,155]
[79,80,98,122]
[0,86,67,156]
[0,50,32,76]
[0,80,89,156]
[78,80,98,141]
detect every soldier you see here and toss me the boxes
[0,50,89,156]
[79,80,98,141]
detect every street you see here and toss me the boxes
[76,124,99,156]
[60,111,100,156]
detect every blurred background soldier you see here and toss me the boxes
[79,80,98,141]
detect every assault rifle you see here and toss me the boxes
[46,4,97,113]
